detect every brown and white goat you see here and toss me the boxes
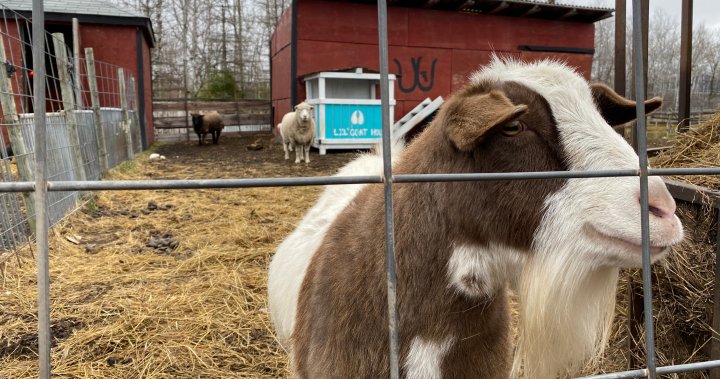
[268,59,684,378]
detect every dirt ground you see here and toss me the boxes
[0,132,358,378]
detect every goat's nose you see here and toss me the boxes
[643,177,677,219]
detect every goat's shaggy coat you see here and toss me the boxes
[269,59,684,379]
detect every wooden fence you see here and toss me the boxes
[152,99,271,141]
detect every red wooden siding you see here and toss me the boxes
[0,19,154,147]
[271,0,596,128]
[81,23,154,145]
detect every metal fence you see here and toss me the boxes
[2,0,720,378]
[0,4,141,261]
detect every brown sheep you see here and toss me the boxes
[191,111,224,145]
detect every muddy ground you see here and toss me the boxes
[0,132,358,378]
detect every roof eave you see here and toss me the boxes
[12,11,156,48]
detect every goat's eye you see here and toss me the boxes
[500,121,525,137]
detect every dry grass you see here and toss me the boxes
[0,134,356,378]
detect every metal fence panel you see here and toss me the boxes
[75,110,101,181]
[0,0,717,378]
[0,4,141,260]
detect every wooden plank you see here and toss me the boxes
[152,100,270,112]
[52,33,86,182]
[72,18,82,108]
[153,114,270,129]
[85,48,108,172]
[664,179,720,207]
[118,68,134,160]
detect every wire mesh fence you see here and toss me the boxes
[0,4,141,259]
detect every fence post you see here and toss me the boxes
[678,0,693,132]
[0,35,36,228]
[52,33,86,182]
[118,68,134,160]
[72,18,82,109]
[129,76,142,152]
[84,48,108,172]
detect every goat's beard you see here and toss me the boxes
[511,244,619,379]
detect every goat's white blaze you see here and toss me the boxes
[447,243,526,298]
[472,58,684,378]
[403,335,455,379]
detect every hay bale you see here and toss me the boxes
[583,111,720,377]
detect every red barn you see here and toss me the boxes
[271,0,612,130]
[0,0,154,148]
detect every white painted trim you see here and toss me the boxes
[393,97,444,140]
[305,99,396,106]
[303,72,397,81]
[318,78,326,99]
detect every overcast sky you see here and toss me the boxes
[563,0,720,28]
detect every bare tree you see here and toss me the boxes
[592,18,615,85]
[593,8,720,113]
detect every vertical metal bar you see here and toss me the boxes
[32,0,50,377]
[377,1,399,378]
[711,206,720,379]
[616,1,642,363]
[678,0,693,132]
[631,0,656,377]
[629,0,649,151]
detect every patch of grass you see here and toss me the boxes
[83,197,98,213]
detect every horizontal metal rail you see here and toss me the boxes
[576,359,720,378]
[2,167,720,193]
[649,167,720,176]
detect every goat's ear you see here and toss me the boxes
[446,90,528,152]
[591,83,663,126]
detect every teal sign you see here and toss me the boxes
[323,104,382,139]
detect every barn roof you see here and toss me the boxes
[0,0,155,47]
[321,0,613,23]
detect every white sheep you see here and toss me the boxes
[279,102,315,163]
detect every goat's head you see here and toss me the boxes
[294,102,314,123]
[445,61,683,269]
[424,57,683,377]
